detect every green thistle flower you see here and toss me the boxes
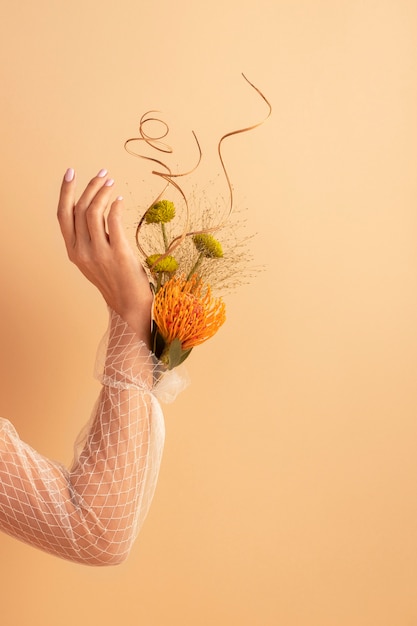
[192,234,223,258]
[146,254,178,273]
[145,200,176,224]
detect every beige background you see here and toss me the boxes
[1,0,417,624]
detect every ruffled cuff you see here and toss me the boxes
[94,309,189,403]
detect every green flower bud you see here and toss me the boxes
[192,234,223,258]
[145,200,176,224]
[146,254,178,273]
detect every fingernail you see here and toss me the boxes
[116,195,123,201]
[97,168,108,178]
[64,168,75,182]
[105,178,114,187]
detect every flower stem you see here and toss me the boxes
[187,252,204,280]
[161,223,169,252]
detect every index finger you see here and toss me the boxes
[57,168,76,248]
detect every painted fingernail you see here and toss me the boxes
[64,168,75,182]
[105,178,114,187]
[97,168,108,178]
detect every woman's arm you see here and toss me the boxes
[0,169,164,565]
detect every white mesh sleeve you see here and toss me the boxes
[0,310,175,566]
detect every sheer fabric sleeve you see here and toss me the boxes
[0,310,175,566]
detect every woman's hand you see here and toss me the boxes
[57,168,153,346]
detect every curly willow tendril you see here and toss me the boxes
[124,112,202,262]
[124,73,272,267]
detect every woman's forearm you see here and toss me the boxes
[0,311,164,565]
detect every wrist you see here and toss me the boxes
[117,296,153,349]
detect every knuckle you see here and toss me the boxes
[69,245,89,266]
[73,202,84,216]
[107,210,120,227]
[85,203,102,220]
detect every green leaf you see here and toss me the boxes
[178,347,193,365]
[167,338,192,370]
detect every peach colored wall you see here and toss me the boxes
[1,1,417,624]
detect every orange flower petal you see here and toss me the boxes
[153,275,226,350]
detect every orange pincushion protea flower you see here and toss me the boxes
[153,275,226,365]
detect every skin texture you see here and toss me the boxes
[57,168,153,344]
